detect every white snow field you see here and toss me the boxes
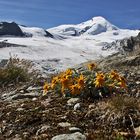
[0,16,139,74]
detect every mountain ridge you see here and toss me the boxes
[1,16,139,38]
[0,16,139,74]
[0,21,54,38]
[48,16,119,36]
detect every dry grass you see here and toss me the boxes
[0,57,37,88]
[85,94,140,140]
[108,95,140,113]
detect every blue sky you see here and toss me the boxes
[0,0,140,29]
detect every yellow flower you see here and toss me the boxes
[110,70,120,80]
[77,74,85,88]
[118,76,126,88]
[43,82,50,95]
[65,75,72,80]
[52,76,59,82]
[87,63,96,71]
[51,83,55,89]
[70,84,81,95]
[65,69,73,76]
[94,72,105,88]
[51,76,59,89]
[60,76,71,94]
[61,77,70,88]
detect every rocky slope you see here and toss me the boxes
[103,32,140,56]
[0,60,139,140]
[0,34,140,140]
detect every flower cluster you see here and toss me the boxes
[43,63,127,98]
[43,69,85,96]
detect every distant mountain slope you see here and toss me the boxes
[0,22,24,37]
[0,22,53,38]
[19,25,54,38]
[48,16,119,36]
[103,32,140,55]
[97,33,140,71]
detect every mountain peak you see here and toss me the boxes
[79,16,107,26]
[80,16,119,35]
[92,16,107,21]
[79,16,107,25]
[49,16,119,36]
[90,16,111,25]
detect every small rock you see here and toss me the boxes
[67,98,80,106]
[13,134,22,140]
[19,90,24,93]
[32,97,38,101]
[23,132,30,139]
[23,132,30,135]
[131,89,137,94]
[16,108,24,111]
[118,132,130,137]
[6,92,39,101]
[131,73,135,76]
[88,104,95,109]
[52,132,86,140]
[40,134,48,139]
[1,90,17,99]
[0,128,2,134]
[17,85,28,91]
[136,81,140,85]
[69,127,82,133]
[136,93,140,98]
[27,86,42,91]
[8,130,14,136]
[2,120,6,124]
[135,126,140,136]
[60,116,67,120]
[36,125,50,135]
[58,122,71,128]
[41,98,51,107]
[74,103,81,111]
[136,90,140,97]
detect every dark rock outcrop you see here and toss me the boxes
[0,22,24,36]
[0,22,54,38]
[122,33,140,55]
[45,30,54,38]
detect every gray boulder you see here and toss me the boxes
[52,132,86,140]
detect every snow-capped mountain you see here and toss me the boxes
[0,16,139,74]
[48,16,118,36]
[19,25,54,38]
[0,21,53,38]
